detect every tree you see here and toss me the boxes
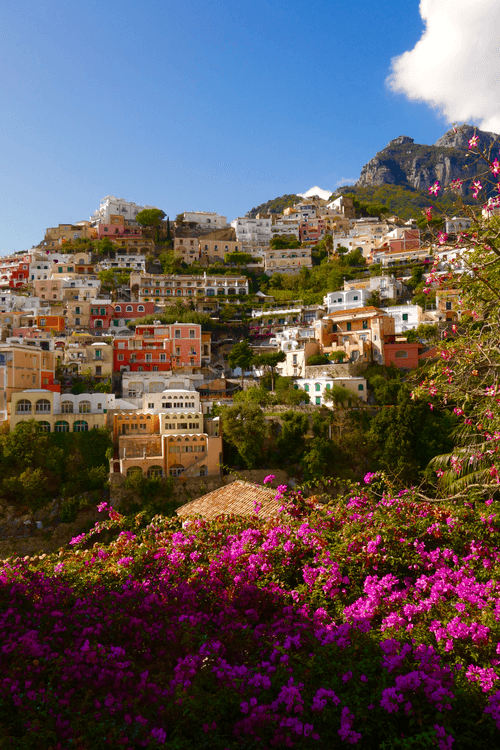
[276,411,309,465]
[136,208,166,242]
[253,351,286,391]
[95,237,115,256]
[228,339,254,388]
[220,402,267,469]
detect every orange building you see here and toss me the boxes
[36,315,66,332]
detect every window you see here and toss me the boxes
[16,399,32,414]
[346,322,352,331]
[115,305,121,312]
[79,401,91,413]
[174,329,181,338]
[61,401,73,413]
[96,366,102,375]
[402,313,408,322]
[147,466,163,477]
[358,384,364,391]
[55,421,69,433]
[37,421,51,433]
[315,383,321,392]
[315,397,321,405]
[304,384,309,393]
[362,320,368,329]
[117,354,124,362]
[73,421,88,432]
[35,399,51,413]
[127,467,143,477]
[189,329,195,338]
[126,305,133,312]
[445,301,452,310]
[395,350,408,358]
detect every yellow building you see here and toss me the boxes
[10,390,107,432]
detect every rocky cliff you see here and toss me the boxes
[356,126,499,192]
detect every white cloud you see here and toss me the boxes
[387,0,500,133]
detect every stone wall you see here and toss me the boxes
[304,362,367,378]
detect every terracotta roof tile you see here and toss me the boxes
[176,480,280,520]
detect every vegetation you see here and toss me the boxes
[0,422,112,511]
[2,483,500,747]
[246,194,300,218]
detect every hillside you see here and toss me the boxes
[356,126,498,195]
[333,183,477,222]
[246,193,300,218]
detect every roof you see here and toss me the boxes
[176,479,280,520]
[324,306,386,318]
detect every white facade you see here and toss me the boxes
[384,305,422,333]
[444,217,472,234]
[122,372,204,399]
[270,220,300,239]
[97,255,146,272]
[324,288,370,313]
[142,388,201,414]
[296,376,368,406]
[183,212,227,229]
[91,196,158,225]
[231,217,272,244]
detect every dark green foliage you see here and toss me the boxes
[367,386,455,484]
[246,194,300,218]
[0,422,113,510]
[276,411,310,464]
[307,354,330,366]
[220,402,267,469]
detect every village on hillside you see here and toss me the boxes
[0,190,487,491]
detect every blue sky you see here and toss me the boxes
[1,0,496,254]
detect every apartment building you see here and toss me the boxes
[113,323,202,373]
[112,387,222,478]
[314,307,395,365]
[130,272,249,302]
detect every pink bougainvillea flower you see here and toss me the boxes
[472,180,483,199]
[491,159,500,176]
[263,475,275,484]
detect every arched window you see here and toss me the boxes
[115,305,121,312]
[138,305,144,312]
[35,399,51,413]
[315,384,321,392]
[61,400,74,413]
[37,421,51,433]
[126,305,133,312]
[79,401,91,413]
[55,420,69,433]
[94,319,103,327]
[395,350,408,359]
[169,464,184,477]
[304,384,309,393]
[16,399,32,414]
[73,420,88,432]
[126,466,143,477]
[147,466,163,477]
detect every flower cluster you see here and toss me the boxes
[0,486,500,747]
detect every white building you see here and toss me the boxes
[295,376,368,406]
[97,254,146,272]
[384,305,422,334]
[324,289,370,314]
[122,372,204,400]
[444,217,473,234]
[270,219,300,240]
[231,217,272,244]
[183,212,227,229]
[90,196,158,225]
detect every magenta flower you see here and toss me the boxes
[263,474,275,484]
[429,181,441,196]
[468,135,479,149]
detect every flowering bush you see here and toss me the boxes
[1,480,500,748]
